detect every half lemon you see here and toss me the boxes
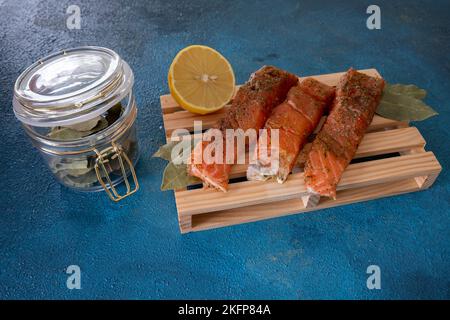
[168,45,235,115]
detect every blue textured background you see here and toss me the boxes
[0,0,449,299]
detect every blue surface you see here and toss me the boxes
[0,0,449,299]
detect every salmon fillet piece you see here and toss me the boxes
[304,69,385,198]
[247,78,335,182]
[188,65,298,191]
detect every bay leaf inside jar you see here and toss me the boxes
[46,103,129,189]
[47,103,123,141]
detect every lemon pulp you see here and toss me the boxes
[168,45,235,115]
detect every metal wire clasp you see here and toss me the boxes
[94,142,139,202]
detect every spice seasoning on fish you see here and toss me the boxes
[304,68,385,198]
[247,77,335,183]
[188,65,298,191]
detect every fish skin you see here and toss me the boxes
[304,68,385,199]
[248,77,335,183]
[188,65,298,191]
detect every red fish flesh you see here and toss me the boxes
[304,68,385,198]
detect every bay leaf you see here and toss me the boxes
[160,162,200,191]
[63,170,101,188]
[384,83,427,99]
[48,127,88,140]
[65,116,101,131]
[152,141,180,161]
[105,103,123,125]
[154,139,203,190]
[376,83,438,121]
[153,139,195,163]
[48,117,109,140]
[65,167,93,177]
[89,117,109,134]
[54,159,89,171]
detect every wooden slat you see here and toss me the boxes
[176,171,306,216]
[175,126,425,181]
[163,108,407,138]
[349,126,425,158]
[302,194,320,208]
[400,147,437,188]
[160,95,181,114]
[175,152,440,216]
[230,126,425,178]
[178,215,192,232]
[167,114,408,142]
[365,116,408,132]
[189,178,421,233]
[163,109,226,136]
[161,86,241,114]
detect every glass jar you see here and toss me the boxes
[13,46,139,201]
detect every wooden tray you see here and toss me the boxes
[159,69,442,233]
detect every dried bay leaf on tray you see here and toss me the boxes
[154,139,201,190]
[377,83,438,121]
[153,138,196,162]
[377,98,438,121]
[161,162,201,191]
[152,141,180,161]
[384,83,427,99]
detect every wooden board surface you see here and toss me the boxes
[190,178,422,232]
[175,152,440,216]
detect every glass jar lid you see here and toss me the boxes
[13,46,134,127]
